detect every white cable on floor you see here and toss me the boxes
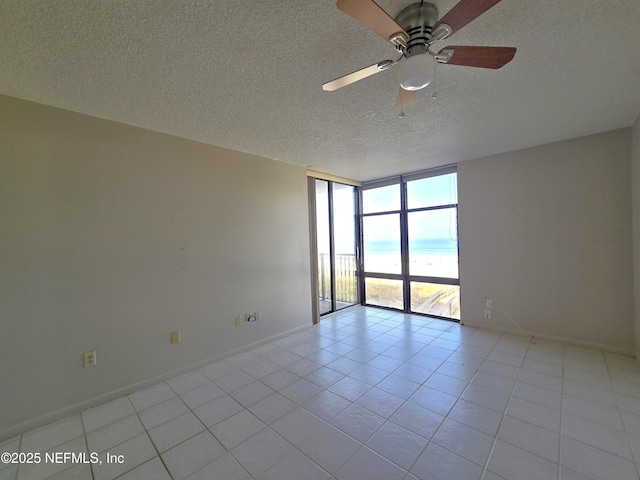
[493,305,524,334]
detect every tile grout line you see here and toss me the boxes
[126,391,175,480]
[310,319,411,478]
[318,310,461,477]
[386,321,493,478]
[374,321,452,478]
[479,333,531,480]
[15,431,24,480]
[78,410,95,480]
[560,349,640,479]
[605,353,640,480]
[195,348,339,479]
[557,341,565,480]
[267,317,386,478]
[194,372,271,480]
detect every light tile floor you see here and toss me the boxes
[3,306,640,479]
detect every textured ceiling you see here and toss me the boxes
[1,0,639,182]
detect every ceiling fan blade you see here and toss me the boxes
[438,46,516,69]
[337,0,408,43]
[323,59,393,91]
[432,0,502,38]
[396,88,417,108]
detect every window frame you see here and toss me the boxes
[359,165,460,321]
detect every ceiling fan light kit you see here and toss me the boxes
[397,53,434,90]
[325,0,517,109]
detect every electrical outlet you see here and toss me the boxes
[170,330,181,344]
[484,309,492,320]
[253,311,260,321]
[235,315,242,327]
[485,298,493,309]
[83,351,96,368]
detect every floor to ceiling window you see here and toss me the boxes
[360,167,460,320]
[310,177,359,317]
[361,183,403,309]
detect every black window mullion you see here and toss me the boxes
[400,180,411,313]
[363,272,404,281]
[327,182,336,312]
[455,204,461,283]
[408,275,459,286]
[361,210,402,218]
[406,203,458,214]
[358,187,366,306]
[354,186,363,305]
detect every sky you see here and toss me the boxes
[316,173,458,254]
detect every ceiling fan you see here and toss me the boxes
[323,0,517,109]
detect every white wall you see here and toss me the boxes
[632,114,640,353]
[0,94,312,438]
[458,129,634,353]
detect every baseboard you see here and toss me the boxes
[461,321,637,359]
[0,323,312,443]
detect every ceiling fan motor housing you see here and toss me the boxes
[395,2,439,58]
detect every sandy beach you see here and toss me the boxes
[364,253,459,279]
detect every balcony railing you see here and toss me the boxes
[318,253,358,304]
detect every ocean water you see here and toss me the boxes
[365,238,458,256]
[364,238,459,278]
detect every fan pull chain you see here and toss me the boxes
[432,55,438,99]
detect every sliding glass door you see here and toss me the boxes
[332,183,358,311]
[315,180,333,314]
[361,168,460,320]
[314,179,358,316]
